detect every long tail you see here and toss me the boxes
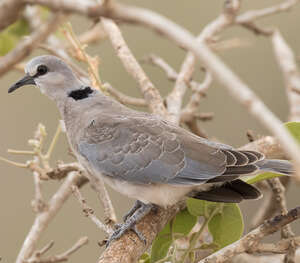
[256,159,293,175]
[191,159,293,203]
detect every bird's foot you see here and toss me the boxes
[122,200,142,222]
[106,222,146,248]
[105,202,153,248]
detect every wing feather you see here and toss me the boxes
[78,115,227,185]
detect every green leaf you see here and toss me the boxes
[8,19,30,37]
[208,203,244,249]
[285,122,300,143]
[139,253,150,263]
[172,208,197,235]
[150,209,197,263]
[187,198,205,217]
[245,172,283,184]
[0,32,16,56]
[187,198,219,219]
[0,19,30,56]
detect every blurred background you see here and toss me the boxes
[1,0,300,262]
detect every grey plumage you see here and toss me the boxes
[9,55,294,243]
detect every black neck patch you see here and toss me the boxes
[68,87,94,100]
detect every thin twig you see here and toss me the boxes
[141,54,201,89]
[26,237,89,263]
[72,185,113,235]
[267,178,296,263]
[31,171,47,213]
[103,83,148,107]
[198,207,300,263]
[63,23,104,91]
[45,124,61,160]
[166,0,240,124]
[89,176,117,226]
[255,237,300,254]
[181,71,213,123]
[101,17,167,117]
[34,241,55,257]
[236,0,300,24]
[16,172,87,263]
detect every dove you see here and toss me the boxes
[9,55,293,246]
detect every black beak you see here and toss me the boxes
[8,74,36,93]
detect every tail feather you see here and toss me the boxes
[191,158,292,204]
[257,159,293,175]
[192,179,262,203]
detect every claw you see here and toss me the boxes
[106,223,146,248]
[105,202,153,247]
[122,200,142,222]
[131,225,147,245]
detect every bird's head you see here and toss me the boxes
[9,55,82,100]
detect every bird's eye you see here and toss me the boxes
[37,65,48,76]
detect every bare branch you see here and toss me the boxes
[33,241,54,258]
[180,71,213,138]
[103,83,148,107]
[31,171,47,213]
[255,237,300,254]
[27,237,88,263]
[16,172,88,263]
[240,136,288,160]
[88,175,117,226]
[98,202,184,263]
[267,178,296,262]
[141,54,202,90]
[54,237,88,260]
[0,0,25,30]
[72,185,113,235]
[0,13,64,77]
[24,0,98,16]
[101,18,167,116]
[76,23,107,46]
[236,0,300,24]
[198,206,300,263]
[272,30,300,122]
[166,0,240,124]
[141,54,178,81]
[181,71,213,123]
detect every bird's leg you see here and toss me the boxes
[122,200,143,222]
[106,202,153,247]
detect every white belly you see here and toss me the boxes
[77,154,216,207]
[102,175,215,208]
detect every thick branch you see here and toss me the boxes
[98,203,184,263]
[240,136,287,159]
[0,0,25,30]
